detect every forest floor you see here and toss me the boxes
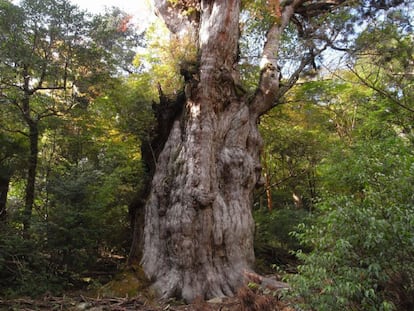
[0,270,295,310]
[0,291,296,311]
[0,259,298,310]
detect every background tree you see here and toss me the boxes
[288,5,414,310]
[0,133,26,221]
[0,0,92,235]
[0,0,143,236]
[0,0,149,297]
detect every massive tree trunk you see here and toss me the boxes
[137,0,342,302]
[139,0,287,302]
[140,1,273,301]
[141,2,250,301]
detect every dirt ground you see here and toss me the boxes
[0,267,297,310]
[0,289,296,311]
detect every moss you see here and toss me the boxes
[97,266,154,299]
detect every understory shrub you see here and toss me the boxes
[288,137,414,310]
[0,226,65,297]
[254,208,310,272]
[0,164,133,298]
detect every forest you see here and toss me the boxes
[0,0,413,310]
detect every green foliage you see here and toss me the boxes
[135,18,199,94]
[0,118,144,297]
[101,74,155,140]
[352,13,414,143]
[47,167,108,270]
[289,136,414,310]
[0,132,27,174]
[258,98,334,210]
[284,15,414,308]
[0,225,65,297]
[90,7,145,75]
[254,208,311,271]
[0,0,151,298]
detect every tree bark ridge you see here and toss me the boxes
[141,1,267,302]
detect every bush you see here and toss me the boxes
[288,137,414,310]
[0,162,133,298]
[46,163,131,274]
[0,226,65,298]
[254,208,310,272]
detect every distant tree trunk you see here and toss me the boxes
[0,174,10,221]
[23,124,38,235]
[263,150,273,211]
[22,95,39,236]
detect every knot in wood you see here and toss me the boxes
[259,62,280,98]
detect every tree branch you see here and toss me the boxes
[10,99,26,117]
[34,60,48,93]
[348,65,414,114]
[260,0,304,69]
[0,81,24,92]
[295,0,347,18]
[253,0,342,115]
[153,0,199,36]
[30,85,67,94]
[0,123,28,137]
[257,168,308,198]
[251,43,326,116]
[249,0,306,117]
[278,48,324,97]
[37,99,76,120]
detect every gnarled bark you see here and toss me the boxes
[141,1,263,301]
[137,0,347,302]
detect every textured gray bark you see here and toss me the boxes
[134,0,378,301]
[139,0,324,301]
[142,112,262,300]
[141,1,264,301]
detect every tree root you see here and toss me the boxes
[244,270,290,291]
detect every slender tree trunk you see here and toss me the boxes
[0,174,10,221]
[20,70,40,236]
[262,150,273,211]
[22,121,39,236]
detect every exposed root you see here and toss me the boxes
[244,270,290,291]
